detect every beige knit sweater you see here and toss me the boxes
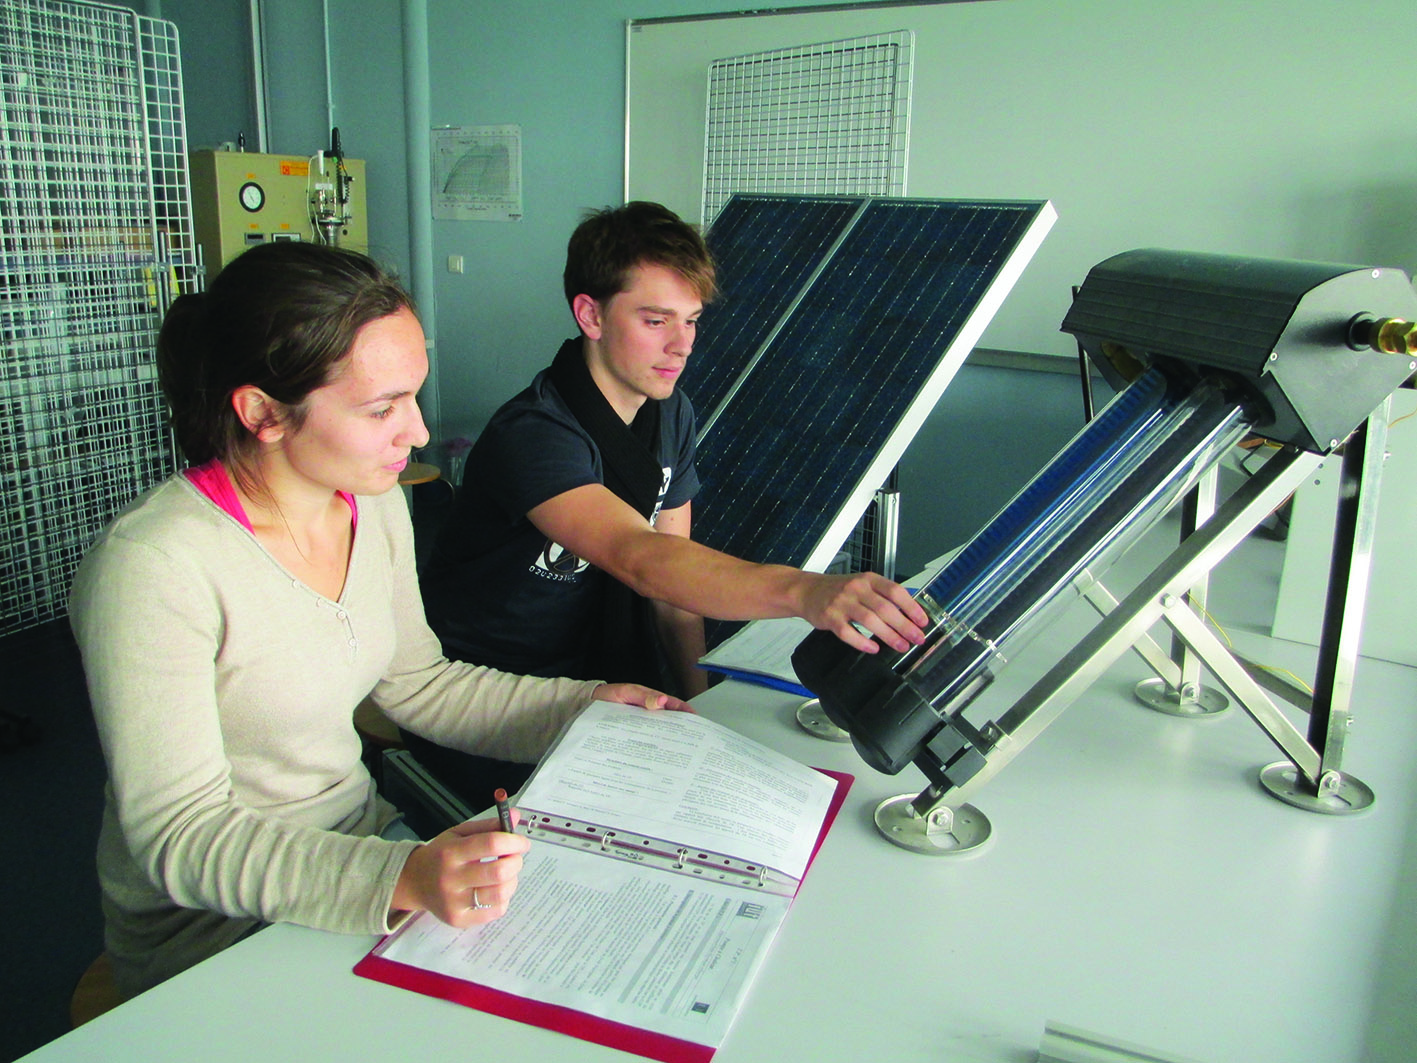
[69,476,601,996]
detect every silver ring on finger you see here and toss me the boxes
[471,887,493,910]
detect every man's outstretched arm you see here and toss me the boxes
[527,484,927,655]
[649,502,709,697]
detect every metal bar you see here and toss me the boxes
[1307,401,1391,779]
[937,446,1323,808]
[381,750,472,827]
[1230,651,1314,714]
[1079,577,1181,687]
[873,485,900,581]
[249,0,268,152]
[402,0,440,445]
[1086,581,1314,716]
[1173,467,1218,695]
[1162,602,1320,780]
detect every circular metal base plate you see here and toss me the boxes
[1258,762,1375,815]
[795,698,850,742]
[873,794,993,855]
[1134,677,1229,718]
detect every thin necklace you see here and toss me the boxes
[273,502,313,565]
[243,473,314,567]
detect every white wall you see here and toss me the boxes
[414,0,855,443]
[311,0,1417,587]
[626,1,1417,360]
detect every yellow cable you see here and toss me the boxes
[1198,603,1313,693]
[1198,603,1233,648]
[1251,664,1315,695]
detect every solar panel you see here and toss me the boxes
[690,196,1056,577]
[682,195,863,424]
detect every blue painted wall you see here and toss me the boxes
[416,0,844,442]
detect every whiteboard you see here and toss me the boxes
[626,0,1417,359]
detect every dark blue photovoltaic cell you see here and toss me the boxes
[693,198,1047,569]
[682,195,861,423]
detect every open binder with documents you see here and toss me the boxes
[355,703,851,1063]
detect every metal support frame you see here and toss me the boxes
[1258,400,1389,812]
[838,471,902,580]
[1119,468,1232,719]
[868,480,901,580]
[887,428,1385,851]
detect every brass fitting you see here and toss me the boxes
[1348,314,1417,355]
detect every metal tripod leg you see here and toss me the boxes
[1077,468,1230,717]
[1136,468,1232,716]
[1072,411,1387,815]
[911,445,1325,818]
[1257,402,1390,812]
[1163,601,1374,813]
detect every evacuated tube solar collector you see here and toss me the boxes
[793,249,1417,852]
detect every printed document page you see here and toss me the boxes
[697,616,813,687]
[521,702,835,881]
[375,841,790,1048]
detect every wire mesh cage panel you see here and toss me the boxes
[839,479,900,580]
[701,32,913,575]
[1,0,197,636]
[701,30,912,227]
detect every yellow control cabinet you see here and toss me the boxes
[188,149,368,279]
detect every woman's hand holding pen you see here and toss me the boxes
[392,687,688,928]
[391,813,529,929]
[391,683,687,929]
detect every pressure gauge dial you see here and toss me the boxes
[238,181,265,212]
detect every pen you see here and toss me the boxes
[494,787,513,833]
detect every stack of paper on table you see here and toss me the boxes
[355,702,851,1063]
[696,617,816,696]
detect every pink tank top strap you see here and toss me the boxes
[184,459,253,531]
[183,461,358,530]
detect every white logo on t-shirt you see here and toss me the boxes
[531,466,674,579]
[532,539,589,581]
[649,465,672,526]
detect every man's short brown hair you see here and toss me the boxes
[563,201,717,309]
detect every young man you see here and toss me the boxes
[421,202,926,708]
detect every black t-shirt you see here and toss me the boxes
[421,366,699,680]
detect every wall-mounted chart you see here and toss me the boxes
[432,124,522,221]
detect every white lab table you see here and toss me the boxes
[20,616,1417,1063]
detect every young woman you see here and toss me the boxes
[68,241,684,998]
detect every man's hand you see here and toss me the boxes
[795,571,929,655]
